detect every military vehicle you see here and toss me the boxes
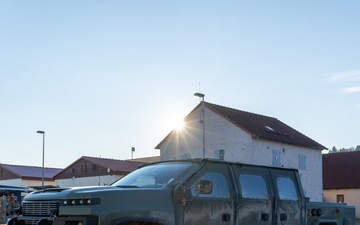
[8,159,355,225]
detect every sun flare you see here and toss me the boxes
[167,114,185,131]
[174,120,184,130]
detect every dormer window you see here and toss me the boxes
[265,126,275,133]
[264,125,289,137]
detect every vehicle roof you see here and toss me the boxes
[145,158,299,172]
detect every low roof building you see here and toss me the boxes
[323,151,360,218]
[54,156,146,187]
[0,164,62,187]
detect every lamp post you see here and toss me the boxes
[131,147,135,159]
[36,130,45,186]
[193,92,205,158]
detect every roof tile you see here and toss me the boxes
[205,102,326,150]
[83,156,145,173]
[156,102,326,150]
[323,151,360,189]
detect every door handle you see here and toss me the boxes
[261,213,270,221]
[280,213,287,221]
[222,213,231,222]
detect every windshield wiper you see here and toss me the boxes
[116,185,139,188]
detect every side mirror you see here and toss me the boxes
[195,180,212,194]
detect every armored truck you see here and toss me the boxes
[8,158,355,225]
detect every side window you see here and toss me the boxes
[239,174,269,199]
[277,177,298,201]
[191,172,230,198]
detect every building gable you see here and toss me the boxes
[54,156,146,180]
[156,102,326,150]
[0,165,21,180]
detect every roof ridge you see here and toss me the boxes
[83,156,136,163]
[0,163,62,170]
[205,102,278,120]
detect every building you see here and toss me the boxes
[323,151,360,218]
[0,163,61,187]
[127,156,160,163]
[156,102,327,201]
[54,156,146,187]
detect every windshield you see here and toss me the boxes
[112,162,193,188]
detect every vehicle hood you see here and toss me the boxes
[24,186,164,201]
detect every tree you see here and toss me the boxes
[327,145,360,153]
[330,146,337,153]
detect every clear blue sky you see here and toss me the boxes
[1,1,359,168]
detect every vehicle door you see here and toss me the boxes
[183,162,235,225]
[269,168,303,225]
[233,165,274,225]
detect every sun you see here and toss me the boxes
[167,114,184,131]
[174,119,184,130]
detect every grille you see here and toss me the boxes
[22,220,37,225]
[22,200,60,216]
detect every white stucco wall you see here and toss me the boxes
[252,139,322,201]
[160,108,253,161]
[159,107,323,201]
[56,175,123,187]
[323,189,360,218]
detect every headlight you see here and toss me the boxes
[62,198,100,206]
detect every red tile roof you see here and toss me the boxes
[323,151,360,189]
[54,156,147,179]
[82,156,146,173]
[156,102,326,150]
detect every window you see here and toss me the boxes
[214,149,225,160]
[272,150,281,167]
[181,153,191,159]
[192,172,230,198]
[337,195,344,203]
[239,174,268,199]
[277,177,298,201]
[298,154,306,170]
[80,163,86,172]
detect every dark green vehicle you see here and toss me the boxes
[8,159,355,225]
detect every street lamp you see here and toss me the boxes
[193,92,205,158]
[131,147,135,159]
[36,130,45,186]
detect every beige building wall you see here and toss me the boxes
[160,107,322,201]
[0,179,56,187]
[323,189,360,218]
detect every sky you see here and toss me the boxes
[1,1,359,169]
